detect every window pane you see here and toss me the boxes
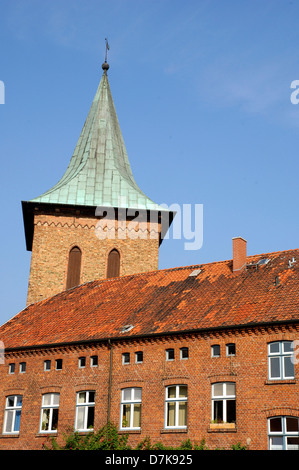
[52,409,59,431]
[7,397,14,407]
[227,343,235,355]
[16,396,22,407]
[43,394,51,406]
[270,342,280,354]
[269,417,282,433]
[88,391,95,403]
[227,400,236,423]
[134,388,142,401]
[52,394,60,406]
[133,404,141,428]
[213,400,223,422]
[287,437,299,450]
[87,406,94,429]
[213,383,223,397]
[226,383,236,396]
[270,436,283,450]
[167,386,176,399]
[179,386,187,398]
[76,407,85,429]
[178,402,187,426]
[270,357,280,378]
[167,402,175,426]
[78,392,86,403]
[286,417,299,432]
[284,356,295,378]
[5,410,13,432]
[122,404,131,427]
[123,389,131,401]
[41,409,50,431]
[14,410,21,432]
[283,341,293,353]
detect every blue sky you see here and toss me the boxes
[0,0,298,325]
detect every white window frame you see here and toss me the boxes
[78,357,86,368]
[44,360,51,371]
[211,345,220,357]
[268,341,295,380]
[122,353,130,365]
[268,416,299,450]
[180,347,189,360]
[211,382,236,423]
[120,387,142,430]
[166,348,175,361]
[39,393,60,433]
[75,391,95,432]
[3,395,22,435]
[90,355,98,367]
[135,351,143,363]
[226,343,236,356]
[8,363,15,374]
[19,362,26,373]
[165,385,187,429]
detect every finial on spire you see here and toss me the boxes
[102,38,110,73]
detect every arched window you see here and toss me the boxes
[66,246,81,289]
[107,249,120,278]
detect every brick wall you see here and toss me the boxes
[0,324,298,450]
[27,209,160,305]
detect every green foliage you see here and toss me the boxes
[44,422,246,451]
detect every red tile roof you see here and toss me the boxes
[1,249,298,350]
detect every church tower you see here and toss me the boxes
[22,56,173,305]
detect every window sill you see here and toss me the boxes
[0,433,19,438]
[208,423,236,432]
[119,429,141,434]
[160,428,188,434]
[265,379,296,385]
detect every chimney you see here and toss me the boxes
[232,237,247,272]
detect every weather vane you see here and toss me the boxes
[105,38,110,63]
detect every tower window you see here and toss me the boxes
[66,246,82,290]
[107,249,120,278]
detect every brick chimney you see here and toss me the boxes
[232,237,247,272]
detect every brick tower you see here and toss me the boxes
[22,58,173,305]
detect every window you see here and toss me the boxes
[8,363,15,374]
[122,353,130,365]
[19,362,26,373]
[166,349,175,361]
[212,383,236,424]
[40,393,59,433]
[3,396,22,434]
[226,343,236,356]
[55,359,63,370]
[66,246,81,290]
[75,391,95,431]
[79,357,86,368]
[120,388,142,430]
[135,351,143,363]
[268,416,299,450]
[268,341,295,380]
[165,385,187,429]
[211,345,220,357]
[107,249,120,278]
[91,356,98,367]
[180,347,189,360]
[44,360,51,371]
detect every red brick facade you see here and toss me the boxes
[0,322,298,450]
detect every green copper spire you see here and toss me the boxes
[29,62,166,212]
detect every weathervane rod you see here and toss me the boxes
[105,38,110,63]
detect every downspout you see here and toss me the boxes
[107,339,113,424]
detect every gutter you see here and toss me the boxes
[107,339,113,424]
